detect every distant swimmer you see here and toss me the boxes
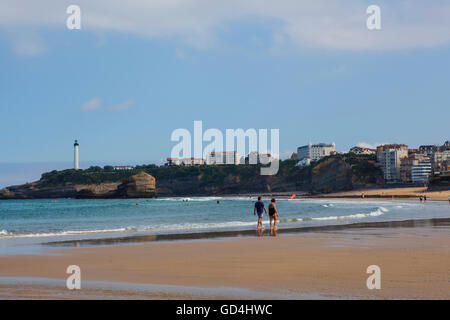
[217,200,220,204]
[253,196,267,230]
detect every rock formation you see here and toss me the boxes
[0,172,156,199]
[116,172,156,198]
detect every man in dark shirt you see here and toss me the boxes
[254,196,267,230]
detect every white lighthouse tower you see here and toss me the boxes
[74,140,79,169]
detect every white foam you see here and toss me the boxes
[310,207,387,221]
[0,206,390,239]
[0,227,130,239]
[156,197,223,202]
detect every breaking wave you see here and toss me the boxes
[0,206,389,239]
[280,207,388,223]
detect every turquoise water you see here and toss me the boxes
[1,197,449,242]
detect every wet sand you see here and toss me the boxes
[44,217,450,247]
[0,221,449,299]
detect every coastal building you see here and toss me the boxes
[411,160,432,183]
[114,166,134,170]
[297,143,336,161]
[400,154,428,183]
[376,144,408,183]
[431,151,450,174]
[184,158,205,166]
[244,152,273,165]
[206,151,240,165]
[418,145,439,156]
[167,157,205,166]
[400,157,419,183]
[74,140,79,170]
[440,141,450,151]
[349,146,376,155]
[290,153,298,160]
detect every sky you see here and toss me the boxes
[1,0,450,187]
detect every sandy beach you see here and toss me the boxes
[230,187,450,201]
[1,222,449,299]
[317,187,450,200]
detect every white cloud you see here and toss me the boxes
[80,97,102,112]
[357,142,388,149]
[333,65,347,73]
[175,48,186,60]
[80,97,134,112]
[1,1,450,52]
[9,30,46,56]
[109,99,134,111]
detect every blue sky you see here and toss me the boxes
[1,0,450,187]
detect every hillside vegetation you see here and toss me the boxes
[36,154,383,195]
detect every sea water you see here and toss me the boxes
[0,197,449,253]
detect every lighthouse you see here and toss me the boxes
[74,140,79,169]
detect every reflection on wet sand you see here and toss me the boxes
[44,217,450,248]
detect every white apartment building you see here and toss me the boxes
[206,151,240,165]
[297,143,336,161]
[411,160,432,183]
[167,158,205,166]
[376,144,408,183]
[113,166,134,170]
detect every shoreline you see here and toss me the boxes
[43,217,450,248]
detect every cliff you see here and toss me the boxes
[310,157,353,194]
[0,172,155,199]
[0,155,383,199]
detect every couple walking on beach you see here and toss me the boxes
[253,196,278,231]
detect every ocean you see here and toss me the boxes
[0,197,449,253]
